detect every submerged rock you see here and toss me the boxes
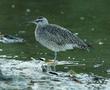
[0,70,12,81]
[0,34,25,43]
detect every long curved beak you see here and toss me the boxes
[28,21,36,24]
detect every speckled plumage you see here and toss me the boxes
[34,17,88,52]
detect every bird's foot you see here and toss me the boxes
[46,59,57,72]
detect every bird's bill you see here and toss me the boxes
[28,21,36,24]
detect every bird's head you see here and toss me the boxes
[32,16,49,26]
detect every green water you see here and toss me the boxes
[0,0,110,77]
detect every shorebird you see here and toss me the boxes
[32,16,89,71]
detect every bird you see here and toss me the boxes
[32,16,89,71]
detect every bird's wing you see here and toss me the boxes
[40,24,89,49]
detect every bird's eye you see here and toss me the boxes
[36,19,43,23]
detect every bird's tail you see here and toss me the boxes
[77,41,92,52]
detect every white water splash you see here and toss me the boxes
[0,58,110,90]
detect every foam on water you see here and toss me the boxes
[0,58,110,90]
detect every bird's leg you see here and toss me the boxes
[54,51,57,60]
[53,52,57,71]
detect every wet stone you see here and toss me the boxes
[0,70,12,81]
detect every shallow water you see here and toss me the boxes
[0,0,110,89]
[0,58,110,90]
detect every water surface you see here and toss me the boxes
[0,0,110,78]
